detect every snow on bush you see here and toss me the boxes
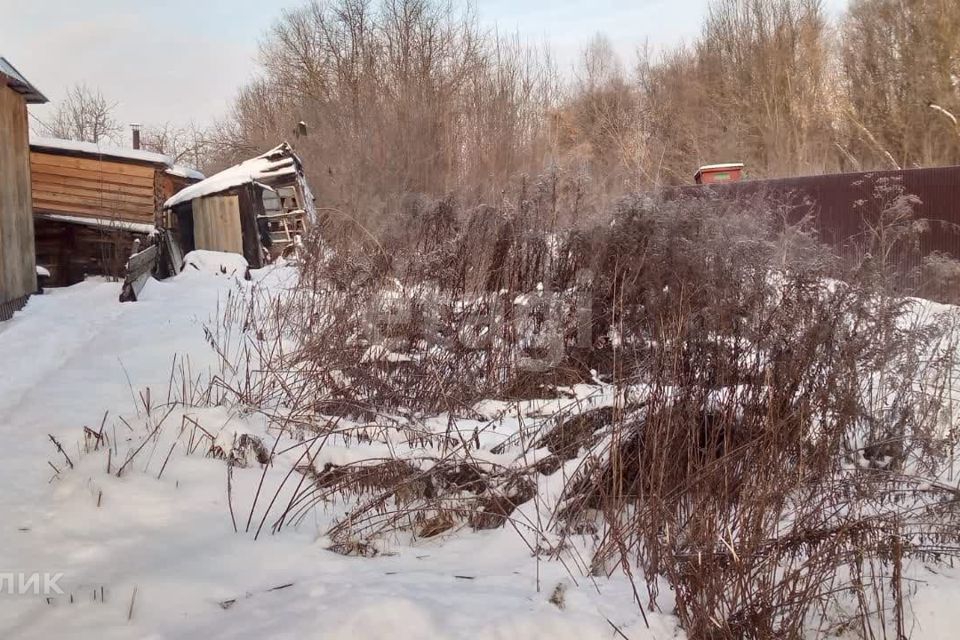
[181,250,250,280]
[199,181,960,638]
[34,177,960,639]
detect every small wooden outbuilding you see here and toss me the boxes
[0,57,46,320]
[29,136,203,285]
[162,143,314,270]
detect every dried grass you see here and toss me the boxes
[54,175,960,639]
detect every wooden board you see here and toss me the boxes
[164,231,183,275]
[32,170,156,197]
[120,243,159,302]
[31,152,157,178]
[30,150,158,223]
[30,163,153,189]
[33,203,151,223]
[0,85,37,306]
[31,161,156,223]
[33,200,153,221]
[193,195,243,255]
[32,189,155,211]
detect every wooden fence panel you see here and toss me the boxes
[0,85,37,307]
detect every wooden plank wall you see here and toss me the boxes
[34,219,144,286]
[158,173,193,223]
[31,151,157,222]
[193,195,243,255]
[0,84,37,306]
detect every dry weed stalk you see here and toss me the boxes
[51,176,960,639]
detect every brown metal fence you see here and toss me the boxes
[668,165,960,291]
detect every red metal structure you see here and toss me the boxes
[694,163,745,185]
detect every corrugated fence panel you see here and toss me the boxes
[669,165,960,286]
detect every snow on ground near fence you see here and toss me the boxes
[0,267,679,640]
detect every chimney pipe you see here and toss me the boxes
[130,123,142,150]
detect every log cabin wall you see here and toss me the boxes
[157,172,194,222]
[0,83,37,315]
[27,147,204,286]
[30,151,158,223]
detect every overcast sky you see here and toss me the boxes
[3,0,848,140]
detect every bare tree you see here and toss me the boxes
[841,0,960,169]
[553,34,647,192]
[140,122,210,169]
[634,0,840,183]
[215,0,559,233]
[44,83,123,144]
[214,0,960,234]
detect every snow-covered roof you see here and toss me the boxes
[35,212,156,235]
[31,135,173,165]
[165,164,205,181]
[0,57,47,104]
[164,143,300,209]
[29,134,205,181]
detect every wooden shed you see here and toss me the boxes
[29,136,203,286]
[0,57,46,320]
[162,143,314,270]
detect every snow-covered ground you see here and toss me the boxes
[0,268,678,639]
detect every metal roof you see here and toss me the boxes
[0,57,47,104]
[697,163,745,172]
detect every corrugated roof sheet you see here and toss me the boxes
[0,57,47,104]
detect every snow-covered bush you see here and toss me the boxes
[271,180,959,638]
[58,175,959,639]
